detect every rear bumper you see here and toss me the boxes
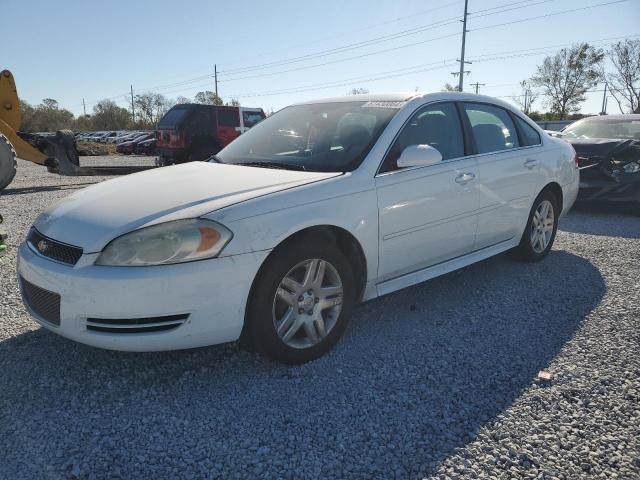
[562,172,580,216]
[17,242,270,351]
[157,147,188,160]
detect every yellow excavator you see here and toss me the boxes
[0,69,153,192]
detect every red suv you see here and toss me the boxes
[156,104,265,165]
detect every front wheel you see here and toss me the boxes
[244,240,355,364]
[516,190,559,262]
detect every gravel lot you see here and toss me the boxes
[1,157,639,479]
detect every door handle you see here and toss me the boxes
[455,172,475,184]
[524,159,538,169]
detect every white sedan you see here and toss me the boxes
[17,92,579,364]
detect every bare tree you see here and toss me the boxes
[513,80,539,115]
[346,87,369,95]
[133,92,171,127]
[442,83,458,92]
[531,43,604,119]
[226,98,241,106]
[606,39,640,113]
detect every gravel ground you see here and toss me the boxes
[0,157,639,479]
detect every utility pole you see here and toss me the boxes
[457,0,471,92]
[130,85,135,124]
[600,83,608,115]
[214,64,218,97]
[470,82,485,94]
[82,98,86,116]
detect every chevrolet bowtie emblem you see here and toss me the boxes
[37,240,49,253]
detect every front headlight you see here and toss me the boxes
[96,219,233,266]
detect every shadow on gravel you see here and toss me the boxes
[559,209,640,239]
[0,182,98,196]
[0,250,606,479]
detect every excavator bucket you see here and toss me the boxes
[0,69,154,192]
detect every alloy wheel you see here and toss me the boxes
[530,199,555,253]
[272,258,343,349]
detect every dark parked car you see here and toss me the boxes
[134,138,157,155]
[116,133,154,154]
[556,115,640,209]
[156,104,265,165]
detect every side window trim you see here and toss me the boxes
[455,101,476,156]
[376,101,467,175]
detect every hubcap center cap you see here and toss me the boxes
[299,292,315,310]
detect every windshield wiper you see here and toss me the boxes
[207,154,224,163]
[236,161,306,171]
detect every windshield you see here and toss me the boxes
[158,107,191,129]
[216,101,400,172]
[561,117,640,140]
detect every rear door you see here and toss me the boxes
[461,102,544,249]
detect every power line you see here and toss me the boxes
[471,0,629,34]
[218,0,567,77]
[69,0,632,111]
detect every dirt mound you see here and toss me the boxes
[76,141,116,156]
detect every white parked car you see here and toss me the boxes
[17,92,579,364]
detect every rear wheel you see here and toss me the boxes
[516,190,559,262]
[244,240,355,364]
[0,134,17,191]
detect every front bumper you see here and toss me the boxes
[17,242,269,351]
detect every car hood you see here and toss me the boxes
[34,162,339,252]
[567,137,640,162]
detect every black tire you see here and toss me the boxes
[243,239,356,364]
[0,134,17,192]
[516,189,560,262]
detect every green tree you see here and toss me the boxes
[531,43,604,119]
[194,91,224,105]
[91,100,132,130]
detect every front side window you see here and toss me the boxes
[381,102,464,172]
[218,109,240,127]
[217,101,400,172]
[463,103,519,154]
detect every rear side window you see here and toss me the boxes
[242,111,264,128]
[463,103,519,154]
[218,109,240,127]
[514,116,542,146]
[158,108,189,128]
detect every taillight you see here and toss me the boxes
[570,146,579,168]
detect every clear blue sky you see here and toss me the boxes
[3,0,639,116]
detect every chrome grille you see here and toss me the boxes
[27,229,83,266]
[86,314,189,334]
[20,277,61,326]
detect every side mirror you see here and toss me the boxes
[396,144,443,168]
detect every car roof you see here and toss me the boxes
[581,114,640,121]
[293,92,523,112]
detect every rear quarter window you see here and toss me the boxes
[514,116,542,146]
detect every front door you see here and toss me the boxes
[375,102,479,282]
